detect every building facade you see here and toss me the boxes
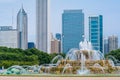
[0,28,18,48]
[108,35,118,52]
[51,33,60,53]
[89,15,103,52]
[51,38,60,54]
[104,38,109,54]
[56,33,62,53]
[17,6,28,49]
[0,26,12,30]
[28,42,35,49]
[36,0,49,52]
[62,10,84,54]
[56,33,62,40]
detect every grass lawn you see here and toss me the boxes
[0,74,120,77]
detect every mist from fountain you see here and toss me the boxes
[108,59,115,67]
[65,38,106,75]
[2,38,120,75]
[77,52,89,75]
[65,38,104,61]
[44,66,51,74]
[79,38,92,50]
[3,65,28,75]
[38,65,43,73]
[107,55,118,64]
[93,63,105,74]
[62,63,72,74]
[65,48,79,60]
[51,55,63,64]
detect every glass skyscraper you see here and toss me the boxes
[89,15,103,52]
[36,0,49,52]
[56,33,61,40]
[17,6,28,49]
[62,10,84,54]
[28,42,35,49]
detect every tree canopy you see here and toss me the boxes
[105,49,120,61]
[0,47,65,68]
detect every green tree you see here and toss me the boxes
[105,49,120,61]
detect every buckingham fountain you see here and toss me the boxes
[1,39,120,75]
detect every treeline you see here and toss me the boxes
[0,47,65,68]
[105,49,120,61]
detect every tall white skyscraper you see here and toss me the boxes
[36,0,49,52]
[17,6,28,49]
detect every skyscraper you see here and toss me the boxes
[51,34,60,53]
[56,33,61,40]
[104,38,109,54]
[28,42,35,49]
[56,33,62,53]
[17,6,28,49]
[0,26,12,30]
[89,15,103,52]
[62,10,84,54]
[108,35,118,52]
[0,26,18,48]
[36,0,49,52]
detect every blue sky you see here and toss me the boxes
[0,0,120,45]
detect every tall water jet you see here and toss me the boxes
[51,55,63,64]
[77,52,89,75]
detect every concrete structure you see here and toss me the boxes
[62,10,84,54]
[0,76,120,80]
[51,34,60,53]
[0,29,18,48]
[89,15,103,52]
[51,38,60,54]
[36,0,49,52]
[104,38,109,54]
[108,35,118,52]
[17,6,28,49]
[56,33,62,53]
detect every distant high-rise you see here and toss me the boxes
[104,38,109,54]
[36,0,49,52]
[17,6,28,49]
[56,33,61,40]
[62,10,84,54]
[0,26,18,48]
[108,35,118,52]
[51,34,60,54]
[89,15,103,52]
[56,33,62,53]
[0,26,12,31]
[28,42,35,49]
